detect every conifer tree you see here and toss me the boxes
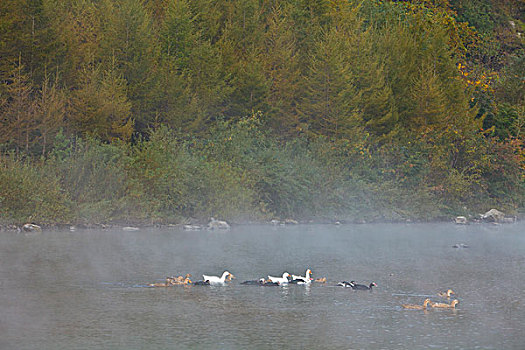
[0,58,37,154]
[0,0,61,88]
[70,64,133,142]
[100,0,157,132]
[299,1,362,138]
[407,63,447,131]
[300,27,360,138]
[262,5,302,135]
[36,71,66,155]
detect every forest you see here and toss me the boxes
[0,0,524,225]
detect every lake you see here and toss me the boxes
[1,222,524,349]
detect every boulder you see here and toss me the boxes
[480,209,506,223]
[501,217,516,224]
[455,216,468,225]
[22,223,42,232]
[208,217,230,230]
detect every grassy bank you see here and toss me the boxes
[1,115,523,226]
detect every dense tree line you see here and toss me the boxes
[0,0,523,224]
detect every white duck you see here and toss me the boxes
[268,272,290,285]
[202,271,234,284]
[292,269,313,284]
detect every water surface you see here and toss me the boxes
[1,223,524,349]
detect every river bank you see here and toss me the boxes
[2,208,521,234]
[1,123,523,229]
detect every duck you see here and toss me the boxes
[268,272,290,285]
[241,278,280,286]
[148,278,171,287]
[193,280,211,286]
[431,299,459,308]
[350,281,377,291]
[452,243,469,248]
[438,289,455,298]
[202,271,235,284]
[314,277,327,283]
[262,280,280,286]
[402,298,432,310]
[291,269,313,284]
[241,278,266,285]
[337,281,354,288]
[168,273,193,285]
[175,274,192,285]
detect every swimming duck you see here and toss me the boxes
[337,281,354,288]
[268,272,290,285]
[438,289,455,298]
[350,281,377,291]
[431,299,459,308]
[202,271,235,284]
[262,280,280,286]
[402,298,432,310]
[291,269,313,284]
[178,275,192,285]
[314,277,327,283]
[241,278,279,286]
[241,278,266,285]
[168,274,192,285]
[193,280,211,286]
[452,243,469,248]
[148,279,171,287]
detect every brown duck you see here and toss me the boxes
[438,289,455,298]
[431,300,459,308]
[402,298,432,310]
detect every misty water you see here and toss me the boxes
[1,223,524,349]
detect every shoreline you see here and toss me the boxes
[1,214,521,233]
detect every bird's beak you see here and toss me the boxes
[230,274,236,279]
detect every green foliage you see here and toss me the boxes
[46,137,132,224]
[0,0,523,224]
[70,64,133,141]
[0,154,72,224]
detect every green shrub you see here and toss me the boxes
[0,155,72,224]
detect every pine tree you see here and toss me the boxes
[100,0,157,132]
[261,5,302,136]
[36,70,66,155]
[0,57,37,154]
[0,0,61,88]
[160,0,195,70]
[299,1,363,138]
[70,63,133,142]
[407,63,447,131]
[300,27,360,138]
[42,0,102,86]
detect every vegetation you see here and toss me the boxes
[0,0,523,225]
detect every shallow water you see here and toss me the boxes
[1,223,524,349]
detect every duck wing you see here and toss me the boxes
[338,281,353,287]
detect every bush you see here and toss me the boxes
[0,154,72,224]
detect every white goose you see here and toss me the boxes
[202,271,234,284]
[292,269,313,284]
[268,272,290,285]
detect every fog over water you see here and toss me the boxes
[1,223,524,349]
